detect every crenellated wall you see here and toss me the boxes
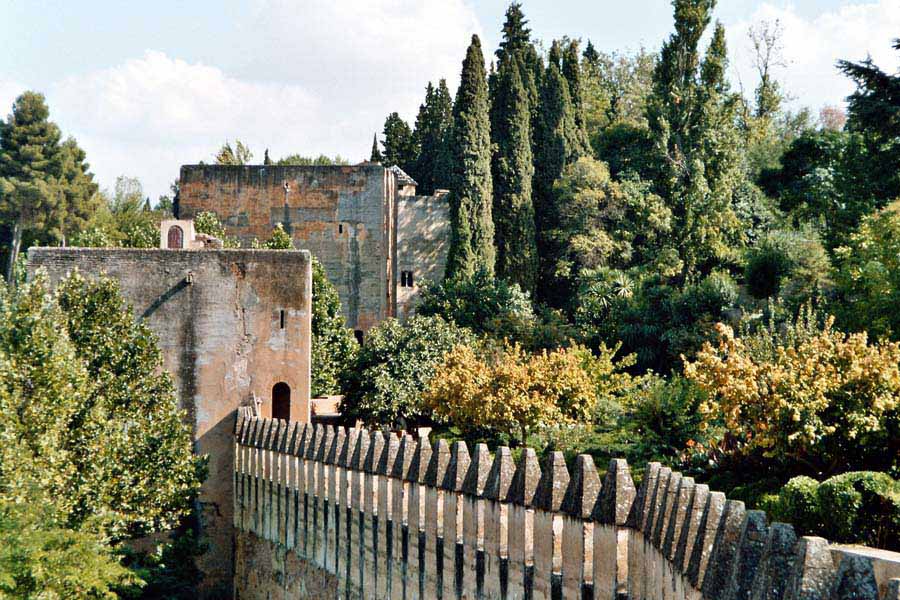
[233,410,900,600]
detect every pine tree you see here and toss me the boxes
[647,2,744,277]
[492,53,538,294]
[533,57,587,304]
[446,34,495,280]
[381,112,416,172]
[0,92,75,281]
[370,133,383,163]
[263,149,272,165]
[411,80,453,195]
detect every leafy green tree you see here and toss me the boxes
[214,140,252,165]
[418,269,535,342]
[311,258,357,397]
[647,4,745,277]
[276,154,349,166]
[411,80,453,195]
[762,129,879,249]
[0,92,97,281]
[341,315,476,428]
[446,35,495,280]
[0,495,137,599]
[0,272,204,540]
[252,222,293,249]
[194,210,239,248]
[54,272,204,538]
[491,52,538,294]
[550,157,674,303]
[832,203,900,340]
[381,112,416,173]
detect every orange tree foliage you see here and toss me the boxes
[423,341,632,443]
[683,319,900,474]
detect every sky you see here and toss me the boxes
[2,0,899,201]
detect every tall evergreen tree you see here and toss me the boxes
[837,39,900,205]
[446,35,495,280]
[582,40,601,69]
[492,53,538,294]
[533,58,587,304]
[562,40,591,149]
[381,112,416,172]
[494,3,543,150]
[647,1,744,277]
[370,133,383,162]
[411,80,453,195]
[0,92,96,281]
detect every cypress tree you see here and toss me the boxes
[381,112,415,172]
[370,133,383,162]
[582,40,600,68]
[431,80,455,191]
[533,57,587,305]
[446,34,494,280]
[411,80,453,195]
[494,3,543,149]
[492,53,537,294]
[562,40,591,150]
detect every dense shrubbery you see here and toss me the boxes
[424,341,633,443]
[341,315,477,428]
[762,472,900,550]
[684,316,900,476]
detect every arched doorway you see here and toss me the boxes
[167,225,184,249]
[272,382,291,421]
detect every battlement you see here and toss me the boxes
[232,410,900,600]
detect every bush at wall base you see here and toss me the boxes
[762,471,900,550]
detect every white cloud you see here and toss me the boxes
[3,0,481,200]
[726,1,900,114]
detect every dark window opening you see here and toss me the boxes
[280,309,285,329]
[400,270,414,287]
[272,382,291,421]
[338,223,343,234]
[167,225,184,249]
[354,330,364,344]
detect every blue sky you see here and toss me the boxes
[2,1,898,200]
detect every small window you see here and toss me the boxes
[280,309,285,329]
[338,223,343,234]
[400,270,414,288]
[354,330,364,344]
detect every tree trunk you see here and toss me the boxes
[5,220,23,283]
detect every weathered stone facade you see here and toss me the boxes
[27,248,313,599]
[177,164,449,332]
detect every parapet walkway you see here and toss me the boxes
[233,409,900,600]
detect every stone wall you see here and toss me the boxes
[395,191,450,319]
[179,164,392,332]
[233,412,900,600]
[27,248,313,599]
